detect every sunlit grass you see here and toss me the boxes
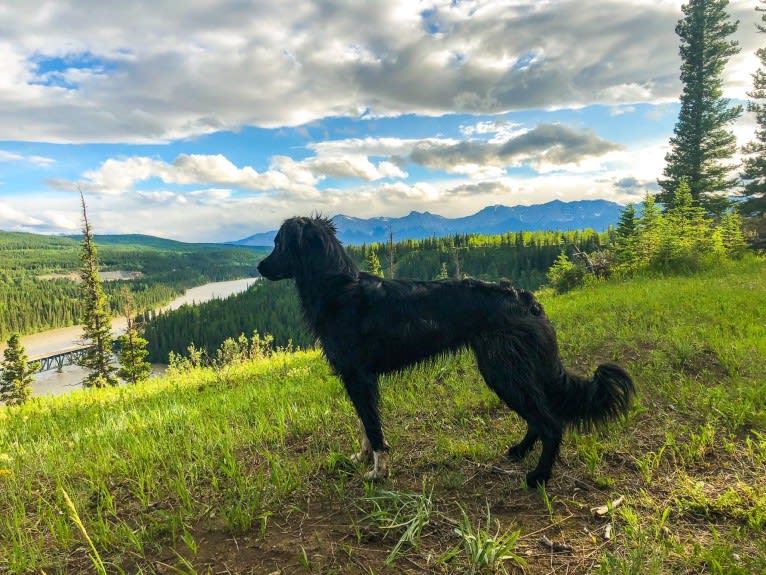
[1,256,764,573]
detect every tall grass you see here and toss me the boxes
[1,257,764,573]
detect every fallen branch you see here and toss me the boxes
[540,534,573,553]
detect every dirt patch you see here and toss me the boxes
[132,456,637,575]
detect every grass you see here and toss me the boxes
[1,257,765,573]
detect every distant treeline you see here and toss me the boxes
[346,229,605,288]
[0,231,263,339]
[143,280,312,362]
[143,228,607,362]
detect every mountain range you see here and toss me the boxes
[231,199,625,246]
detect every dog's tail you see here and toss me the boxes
[555,363,634,427]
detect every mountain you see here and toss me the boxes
[231,199,625,246]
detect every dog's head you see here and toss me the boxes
[257,216,353,281]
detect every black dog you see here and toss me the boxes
[257,216,633,486]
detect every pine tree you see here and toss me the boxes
[718,210,748,255]
[365,251,384,277]
[664,178,714,262]
[614,203,640,268]
[77,192,118,388]
[740,0,766,217]
[638,192,663,264]
[117,287,151,385]
[658,0,742,214]
[0,334,38,405]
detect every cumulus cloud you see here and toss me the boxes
[58,154,294,196]
[0,0,759,143]
[409,124,622,174]
[304,154,408,181]
[0,201,44,226]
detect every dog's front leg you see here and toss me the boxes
[344,373,390,481]
[350,421,373,465]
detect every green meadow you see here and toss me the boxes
[1,257,765,574]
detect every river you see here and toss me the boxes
[12,277,259,397]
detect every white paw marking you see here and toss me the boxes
[364,450,390,481]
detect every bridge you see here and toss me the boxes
[30,342,122,373]
[30,346,93,372]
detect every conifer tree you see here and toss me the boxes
[658,0,742,214]
[614,204,640,267]
[0,334,38,405]
[663,178,713,263]
[718,210,748,255]
[77,192,118,388]
[638,193,662,264]
[740,0,766,217]
[365,251,384,277]
[117,287,151,385]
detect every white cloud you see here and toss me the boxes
[0,201,44,226]
[0,149,55,166]
[0,0,758,143]
[408,124,622,174]
[71,154,292,196]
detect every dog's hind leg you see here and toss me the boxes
[525,421,562,487]
[472,338,561,486]
[507,425,539,461]
[343,373,390,481]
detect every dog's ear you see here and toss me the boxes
[282,218,305,252]
[300,220,325,251]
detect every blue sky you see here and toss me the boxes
[0,0,761,242]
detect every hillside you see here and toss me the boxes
[1,259,764,574]
[233,199,624,246]
[0,231,265,338]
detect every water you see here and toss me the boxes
[13,277,258,397]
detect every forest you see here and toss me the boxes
[347,228,605,288]
[0,231,264,339]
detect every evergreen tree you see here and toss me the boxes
[661,178,714,265]
[117,287,151,385]
[614,203,640,267]
[77,192,118,388]
[638,193,663,264]
[740,0,766,217]
[0,334,38,405]
[365,251,384,277]
[718,210,748,255]
[546,252,585,294]
[658,0,742,214]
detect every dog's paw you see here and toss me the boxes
[362,450,390,482]
[525,469,550,488]
[351,450,373,465]
[363,468,388,482]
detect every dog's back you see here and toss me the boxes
[349,274,547,375]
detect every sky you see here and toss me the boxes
[0,0,763,242]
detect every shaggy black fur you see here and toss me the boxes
[257,216,634,486]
